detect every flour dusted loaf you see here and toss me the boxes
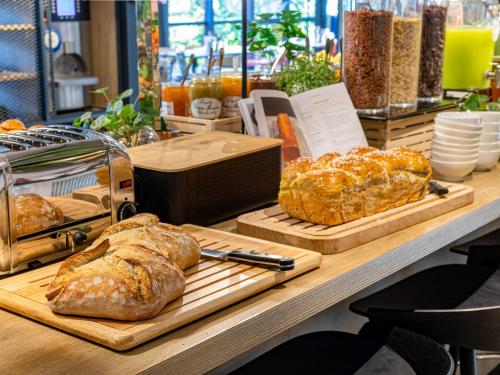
[46,214,201,321]
[15,194,64,237]
[278,147,431,226]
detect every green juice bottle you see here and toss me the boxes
[443,26,495,90]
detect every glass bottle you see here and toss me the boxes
[417,0,449,102]
[248,72,276,92]
[221,72,242,117]
[161,82,189,117]
[189,74,224,120]
[390,0,423,108]
[442,0,496,90]
[343,0,394,114]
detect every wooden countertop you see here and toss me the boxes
[1,165,500,375]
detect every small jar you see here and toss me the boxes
[189,74,224,120]
[161,82,189,117]
[390,0,423,108]
[221,73,242,117]
[248,72,276,92]
[343,0,394,114]
[417,0,448,103]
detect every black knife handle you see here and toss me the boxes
[227,251,295,271]
[429,181,449,196]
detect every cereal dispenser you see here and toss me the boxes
[442,0,499,91]
[343,0,394,114]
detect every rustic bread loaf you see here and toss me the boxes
[278,147,431,226]
[46,214,201,320]
[91,221,200,270]
[46,239,185,321]
[15,194,64,237]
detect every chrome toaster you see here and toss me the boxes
[0,125,136,275]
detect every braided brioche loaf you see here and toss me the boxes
[278,147,431,226]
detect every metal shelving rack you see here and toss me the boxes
[0,1,46,123]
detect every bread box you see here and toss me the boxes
[129,132,282,225]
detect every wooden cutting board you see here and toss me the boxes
[0,226,321,351]
[237,182,474,254]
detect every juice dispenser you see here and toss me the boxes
[443,0,499,90]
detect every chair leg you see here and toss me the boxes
[459,348,477,375]
[449,346,459,375]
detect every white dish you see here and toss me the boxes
[433,124,482,139]
[475,149,500,171]
[431,145,479,156]
[431,158,477,182]
[431,151,478,162]
[480,131,499,143]
[436,112,482,125]
[479,141,500,151]
[435,118,483,132]
[432,139,480,151]
[433,131,482,145]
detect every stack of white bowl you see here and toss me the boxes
[471,112,500,171]
[431,112,482,182]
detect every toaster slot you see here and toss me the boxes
[2,134,52,147]
[47,125,98,139]
[0,138,32,150]
[34,128,87,140]
[21,131,72,144]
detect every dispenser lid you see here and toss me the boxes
[128,131,283,172]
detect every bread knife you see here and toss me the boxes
[201,248,295,271]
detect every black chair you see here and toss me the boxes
[450,228,500,266]
[350,264,500,375]
[231,327,453,375]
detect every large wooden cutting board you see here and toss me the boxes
[0,226,321,351]
[237,182,474,254]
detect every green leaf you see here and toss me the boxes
[117,88,133,100]
[109,99,124,114]
[90,114,107,130]
[80,111,92,121]
[89,87,109,95]
[121,103,137,121]
[73,117,81,127]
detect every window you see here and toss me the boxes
[160,0,327,49]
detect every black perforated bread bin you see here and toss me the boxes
[131,132,282,226]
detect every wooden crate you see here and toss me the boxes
[360,104,458,158]
[163,115,242,134]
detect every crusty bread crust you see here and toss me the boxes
[46,214,201,321]
[46,239,185,321]
[278,147,431,225]
[15,194,64,237]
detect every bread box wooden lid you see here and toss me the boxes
[128,131,283,172]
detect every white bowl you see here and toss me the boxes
[475,149,500,171]
[481,122,500,132]
[435,118,483,132]
[480,131,499,143]
[479,141,500,151]
[436,112,482,125]
[434,124,482,139]
[431,151,479,162]
[434,131,482,145]
[432,139,480,151]
[469,111,500,123]
[431,158,477,182]
[432,145,479,156]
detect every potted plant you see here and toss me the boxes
[73,87,159,147]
